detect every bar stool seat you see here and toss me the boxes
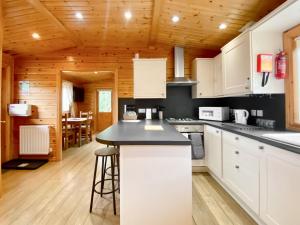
[90,146,120,215]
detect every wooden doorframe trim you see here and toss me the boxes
[284,24,300,131]
[56,68,118,161]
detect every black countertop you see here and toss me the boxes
[96,120,191,146]
[168,120,300,155]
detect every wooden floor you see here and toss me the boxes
[0,140,257,225]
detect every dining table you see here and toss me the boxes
[62,117,88,147]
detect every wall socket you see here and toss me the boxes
[251,110,257,116]
[257,110,263,117]
[138,108,146,113]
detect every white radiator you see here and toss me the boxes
[19,125,50,155]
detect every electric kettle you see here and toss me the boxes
[234,109,249,125]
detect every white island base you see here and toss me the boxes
[120,145,193,225]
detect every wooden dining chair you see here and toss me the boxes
[62,113,76,149]
[80,111,93,143]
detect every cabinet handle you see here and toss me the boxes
[235,137,239,140]
[235,165,240,169]
[259,146,264,150]
[216,130,219,133]
[235,151,239,154]
[199,93,202,96]
[245,86,249,89]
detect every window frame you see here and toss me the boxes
[284,24,300,130]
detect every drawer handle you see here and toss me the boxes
[216,130,219,133]
[259,146,264,150]
[235,151,239,154]
[235,165,240,169]
[235,137,239,140]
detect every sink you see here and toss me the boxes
[121,120,141,123]
[262,133,300,146]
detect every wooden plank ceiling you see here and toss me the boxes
[61,70,114,84]
[3,0,286,55]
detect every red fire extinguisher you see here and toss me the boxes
[275,51,287,79]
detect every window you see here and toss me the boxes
[62,81,73,112]
[284,24,300,130]
[98,89,112,112]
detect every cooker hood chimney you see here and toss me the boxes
[167,46,198,86]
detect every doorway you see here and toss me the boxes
[57,69,118,159]
[96,89,113,132]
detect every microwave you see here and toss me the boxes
[199,107,229,121]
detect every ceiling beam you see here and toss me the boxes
[26,0,83,46]
[148,0,165,46]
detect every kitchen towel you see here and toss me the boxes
[189,133,204,159]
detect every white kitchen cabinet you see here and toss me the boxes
[221,29,284,96]
[213,53,223,96]
[222,131,260,214]
[260,144,300,225]
[222,32,251,95]
[204,125,222,178]
[192,58,214,98]
[133,58,167,99]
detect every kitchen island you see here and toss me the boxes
[96,120,192,225]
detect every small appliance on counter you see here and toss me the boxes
[199,107,229,121]
[146,108,152,120]
[123,104,138,120]
[157,105,165,120]
[234,109,249,125]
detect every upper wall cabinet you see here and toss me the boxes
[222,32,251,95]
[213,53,223,97]
[222,29,285,96]
[192,58,214,98]
[133,58,167,99]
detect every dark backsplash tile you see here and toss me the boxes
[119,86,285,129]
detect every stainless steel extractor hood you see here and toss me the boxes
[167,46,198,86]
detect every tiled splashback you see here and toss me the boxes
[119,86,285,129]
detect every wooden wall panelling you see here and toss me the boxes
[14,46,218,161]
[0,0,3,196]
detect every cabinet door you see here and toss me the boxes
[133,59,166,99]
[192,59,214,98]
[222,132,260,214]
[222,32,251,95]
[214,53,223,96]
[205,126,222,178]
[260,145,300,225]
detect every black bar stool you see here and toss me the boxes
[90,146,119,215]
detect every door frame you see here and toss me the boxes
[56,69,118,161]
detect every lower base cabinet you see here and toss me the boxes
[205,128,300,225]
[260,145,300,225]
[204,125,222,179]
[222,131,260,214]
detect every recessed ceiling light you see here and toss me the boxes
[75,12,83,20]
[32,32,41,40]
[172,15,180,23]
[124,10,132,20]
[94,71,98,74]
[219,23,227,30]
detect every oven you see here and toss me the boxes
[172,124,205,172]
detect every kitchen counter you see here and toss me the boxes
[96,120,191,145]
[96,120,193,225]
[167,119,300,155]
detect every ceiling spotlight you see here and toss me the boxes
[94,71,98,74]
[219,23,227,30]
[75,12,83,20]
[124,11,132,20]
[172,15,180,23]
[32,32,41,40]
